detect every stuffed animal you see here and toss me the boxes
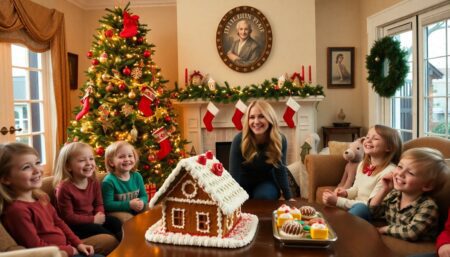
[336,137,365,189]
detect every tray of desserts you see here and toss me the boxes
[272,204,337,248]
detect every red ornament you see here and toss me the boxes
[122,66,131,76]
[164,116,171,122]
[91,59,99,65]
[96,147,105,156]
[137,37,144,44]
[119,83,127,91]
[197,155,206,165]
[144,165,150,170]
[143,50,151,58]
[205,150,214,160]
[274,85,280,90]
[106,84,114,92]
[147,154,156,163]
[211,163,223,176]
[104,29,114,38]
[86,51,93,58]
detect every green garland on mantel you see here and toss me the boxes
[366,36,408,98]
[169,79,325,104]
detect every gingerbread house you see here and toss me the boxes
[146,153,258,248]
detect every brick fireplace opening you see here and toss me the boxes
[215,141,232,171]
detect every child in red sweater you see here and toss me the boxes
[53,142,122,241]
[0,142,97,257]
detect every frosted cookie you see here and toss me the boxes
[279,220,303,238]
[299,206,317,219]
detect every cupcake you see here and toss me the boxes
[290,207,302,220]
[310,222,328,239]
[299,206,317,219]
[277,211,294,228]
[280,220,303,238]
[276,204,291,216]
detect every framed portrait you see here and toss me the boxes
[216,6,272,73]
[327,47,354,88]
[68,52,78,90]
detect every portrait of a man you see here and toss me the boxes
[226,19,261,66]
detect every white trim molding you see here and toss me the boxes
[67,0,176,10]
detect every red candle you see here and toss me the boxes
[184,68,188,86]
[301,65,304,81]
[308,65,312,82]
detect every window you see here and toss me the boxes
[372,2,450,140]
[196,212,210,233]
[0,43,53,171]
[172,208,185,228]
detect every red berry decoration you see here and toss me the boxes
[96,147,105,156]
[143,50,151,58]
[122,66,131,76]
[211,163,223,176]
[104,29,114,38]
[205,150,214,160]
[119,82,127,91]
[197,155,207,165]
[91,59,99,65]
[86,51,93,58]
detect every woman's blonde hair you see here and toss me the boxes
[362,124,403,173]
[0,142,45,214]
[104,141,139,173]
[241,100,282,167]
[53,142,95,187]
[401,147,450,194]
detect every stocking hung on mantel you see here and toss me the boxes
[203,102,219,132]
[283,97,301,128]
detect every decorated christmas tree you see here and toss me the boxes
[67,3,187,187]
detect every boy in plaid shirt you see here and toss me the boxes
[369,148,449,241]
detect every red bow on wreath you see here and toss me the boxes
[120,11,139,38]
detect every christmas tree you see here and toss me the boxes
[67,3,187,187]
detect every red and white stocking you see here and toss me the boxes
[232,100,247,130]
[152,127,172,160]
[203,102,219,132]
[138,87,156,117]
[283,97,301,128]
[75,86,93,121]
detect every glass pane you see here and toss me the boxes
[426,58,446,97]
[426,21,446,59]
[391,97,412,130]
[14,104,29,134]
[29,51,41,69]
[15,136,29,145]
[400,131,412,142]
[30,71,41,100]
[425,96,446,134]
[31,103,42,132]
[32,134,45,163]
[12,68,28,100]
[11,44,28,67]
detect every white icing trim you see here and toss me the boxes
[166,197,215,205]
[226,215,233,230]
[146,213,258,248]
[195,211,210,233]
[171,208,185,229]
[162,204,166,231]
[181,180,197,199]
[217,207,223,237]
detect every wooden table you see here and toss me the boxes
[107,199,395,257]
[322,126,361,147]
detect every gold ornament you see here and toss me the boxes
[128,91,136,99]
[121,103,134,117]
[130,126,138,142]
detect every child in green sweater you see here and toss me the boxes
[102,141,148,217]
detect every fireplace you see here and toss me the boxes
[215,142,232,171]
[174,96,323,165]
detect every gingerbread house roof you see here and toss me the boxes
[148,155,249,215]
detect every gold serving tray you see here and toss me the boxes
[272,211,337,248]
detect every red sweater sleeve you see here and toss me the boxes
[92,179,105,214]
[436,208,450,251]
[55,181,95,225]
[2,200,80,257]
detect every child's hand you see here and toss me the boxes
[438,244,450,257]
[76,244,94,256]
[94,212,105,224]
[130,198,144,211]
[322,191,338,206]
[335,187,348,197]
[376,226,388,234]
[381,173,394,191]
[72,246,79,255]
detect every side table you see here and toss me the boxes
[322,126,361,147]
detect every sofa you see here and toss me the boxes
[305,136,450,256]
[0,172,119,257]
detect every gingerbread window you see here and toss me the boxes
[196,212,210,233]
[172,208,185,229]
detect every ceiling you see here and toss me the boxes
[67,0,175,10]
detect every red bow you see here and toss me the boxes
[362,164,376,176]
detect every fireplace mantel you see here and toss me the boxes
[173,96,323,164]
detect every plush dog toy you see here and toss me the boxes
[336,137,365,189]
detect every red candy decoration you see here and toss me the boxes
[205,150,214,160]
[211,163,223,176]
[144,165,150,170]
[119,83,127,91]
[197,155,206,165]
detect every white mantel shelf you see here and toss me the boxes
[173,96,324,164]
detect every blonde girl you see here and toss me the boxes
[0,142,95,257]
[322,124,402,216]
[102,141,148,216]
[229,100,292,200]
[53,142,122,241]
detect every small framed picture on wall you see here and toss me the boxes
[327,47,354,88]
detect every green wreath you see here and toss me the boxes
[366,36,408,98]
